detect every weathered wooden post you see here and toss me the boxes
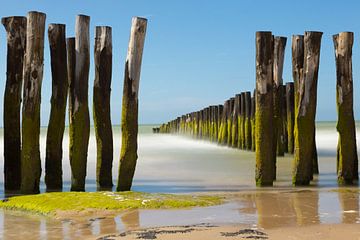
[69,15,91,191]
[117,17,147,191]
[286,82,295,154]
[333,32,358,184]
[281,85,288,153]
[218,100,229,145]
[251,91,256,151]
[255,31,274,186]
[227,98,235,146]
[21,12,46,194]
[273,36,287,158]
[244,91,252,150]
[2,16,26,192]
[293,31,322,186]
[93,26,114,189]
[239,92,246,149]
[45,24,68,190]
[232,94,240,147]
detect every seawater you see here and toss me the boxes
[0,122,359,239]
[0,121,358,196]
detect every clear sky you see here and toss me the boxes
[0,0,359,126]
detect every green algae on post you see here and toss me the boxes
[45,24,68,190]
[93,26,114,189]
[293,31,322,186]
[244,91,252,150]
[333,32,358,184]
[231,95,240,147]
[286,82,295,154]
[255,31,274,186]
[2,16,26,192]
[21,11,46,194]
[0,192,223,216]
[117,17,147,191]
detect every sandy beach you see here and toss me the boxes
[94,223,360,240]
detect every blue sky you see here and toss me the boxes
[0,0,359,125]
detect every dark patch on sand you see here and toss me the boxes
[220,228,268,239]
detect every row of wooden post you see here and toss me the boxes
[158,31,358,186]
[2,11,147,194]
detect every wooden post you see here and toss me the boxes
[273,36,287,159]
[69,15,91,191]
[292,35,304,114]
[45,24,68,190]
[218,100,229,145]
[293,31,322,186]
[282,85,288,153]
[240,92,246,149]
[255,31,274,186]
[93,26,114,189]
[286,82,295,154]
[227,98,235,146]
[2,16,26,192]
[251,91,256,151]
[232,94,240,147]
[21,11,46,194]
[244,91,252,150]
[333,32,358,184]
[213,106,219,140]
[117,17,147,191]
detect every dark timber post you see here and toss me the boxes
[255,31,274,186]
[240,92,246,149]
[94,26,114,189]
[45,24,68,190]
[286,82,295,154]
[227,98,235,146]
[2,16,26,192]
[282,85,288,153]
[117,17,147,191]
[232,94,240,147]
[293,31,322,186]
[69,15,91,191]
[333,32,358,184]
[244,91,252,150]
[251,91,256,151]
[273,36,287,159]
[20,11,46,194]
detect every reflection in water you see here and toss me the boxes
[0,190,359,239]
[121,210,140,231]
[338,191,359,224]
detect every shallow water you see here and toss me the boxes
[0,122,359,239]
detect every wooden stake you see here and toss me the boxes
[251,91,256,151]
[117,17,147,191]
[2,16,26,192]
[293,31,322,186]
[45,24,68,190]
[333,32,358,184]
[273,36,287,159]
[69,15,91,191]
[286,82,295,154]
[20,11,46,194]
[232,94,240,147]
[255,31,274,186]
[244,91,252,150]
[93,26,114,189]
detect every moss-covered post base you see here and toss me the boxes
[255,31,274,186]
[117,17,147,191]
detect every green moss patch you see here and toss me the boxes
[0,191,223,216]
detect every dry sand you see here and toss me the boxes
[94,223,360,240]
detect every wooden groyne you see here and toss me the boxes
[1,11,147,194]
[158,30,359,186]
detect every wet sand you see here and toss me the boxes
[95,224,360,240]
